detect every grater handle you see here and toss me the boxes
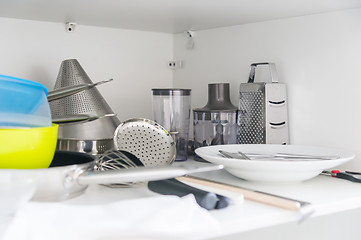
[248,62,279,83]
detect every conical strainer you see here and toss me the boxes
[50,59,120,154]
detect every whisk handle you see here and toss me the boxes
[77,164,223,185]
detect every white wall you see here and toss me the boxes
[173,8,361,170]
[0,17,173,121]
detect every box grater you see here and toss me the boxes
[238,62,289,145]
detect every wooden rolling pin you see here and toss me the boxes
[177,175,310,211]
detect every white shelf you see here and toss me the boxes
[2,159,361,239]
[0,0,360,33]
[197,167,361,235]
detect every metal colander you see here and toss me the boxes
[50,59,114,116]
[50,59,120,154]
[114,118,176,167]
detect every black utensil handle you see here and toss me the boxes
[336,172,361,183]
[215,195,232,209]
[345,171,361,175]
[148,178,230,210]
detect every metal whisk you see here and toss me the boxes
[95,149,144,171]
[95,149,145,187]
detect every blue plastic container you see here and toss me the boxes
[0,75,52,127]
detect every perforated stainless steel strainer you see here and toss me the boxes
[113,118,176,167]
[49,59,120,154]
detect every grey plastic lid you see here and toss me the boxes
[152,88,191,96]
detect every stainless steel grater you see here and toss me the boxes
[238,62,289,144]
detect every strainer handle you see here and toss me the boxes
[47,79,113,101]
[248,62,279,83]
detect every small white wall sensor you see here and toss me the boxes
[66,22,77,32]
[184,30,195,49]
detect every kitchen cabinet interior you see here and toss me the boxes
[1,2,361,239]
[0,1,360,168]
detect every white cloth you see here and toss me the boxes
[4,195,221,240]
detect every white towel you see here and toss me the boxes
[4,194,221,240]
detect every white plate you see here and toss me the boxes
[195,144,355,183]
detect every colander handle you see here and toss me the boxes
[47,79,113,101]
[248,62,279,83]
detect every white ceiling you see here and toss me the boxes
[0,0,360,33]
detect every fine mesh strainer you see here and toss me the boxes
[50,59,117,118]
[114,118,176,167]
[49,59,120,154]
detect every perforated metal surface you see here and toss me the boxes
[49,59,120,142]
[50,59,112,116]
[114,118,176,167]
[238,90,265,144]
[238,62,289,145]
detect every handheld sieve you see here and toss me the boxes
[113,118,176,167]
